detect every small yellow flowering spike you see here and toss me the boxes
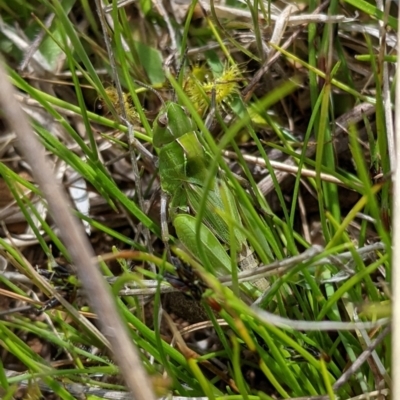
[184,75,209,116]
[100,86,140,123]
[184,63,243,116]
[184,63,210,116]
[203,64,242,106]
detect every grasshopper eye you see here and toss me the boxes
[157,113,168,128]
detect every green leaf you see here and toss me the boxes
[133,41,164,84]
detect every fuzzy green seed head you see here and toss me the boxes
[184,64,242,116]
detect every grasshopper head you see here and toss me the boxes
[153,102,197,148]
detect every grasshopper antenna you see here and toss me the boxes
[133,79,166,108]
[165,48,188,103]
[177,48,189,84]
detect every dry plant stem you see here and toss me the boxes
[333,325,391,390]
[354,312,390,388]
[0,62,156,400]
[200,0,353,26]
[298,193,312,242]
[103,0,137,13]
[153,0,177,57]
[252,307,389,332]
[267,4,297,61]
[0,305,33,316]
[223,150,345,187]
[20,13,56,71]
[242,27,302,99]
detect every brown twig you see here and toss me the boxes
[0,60,156,400]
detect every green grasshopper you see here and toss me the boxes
[152,99,269,293]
